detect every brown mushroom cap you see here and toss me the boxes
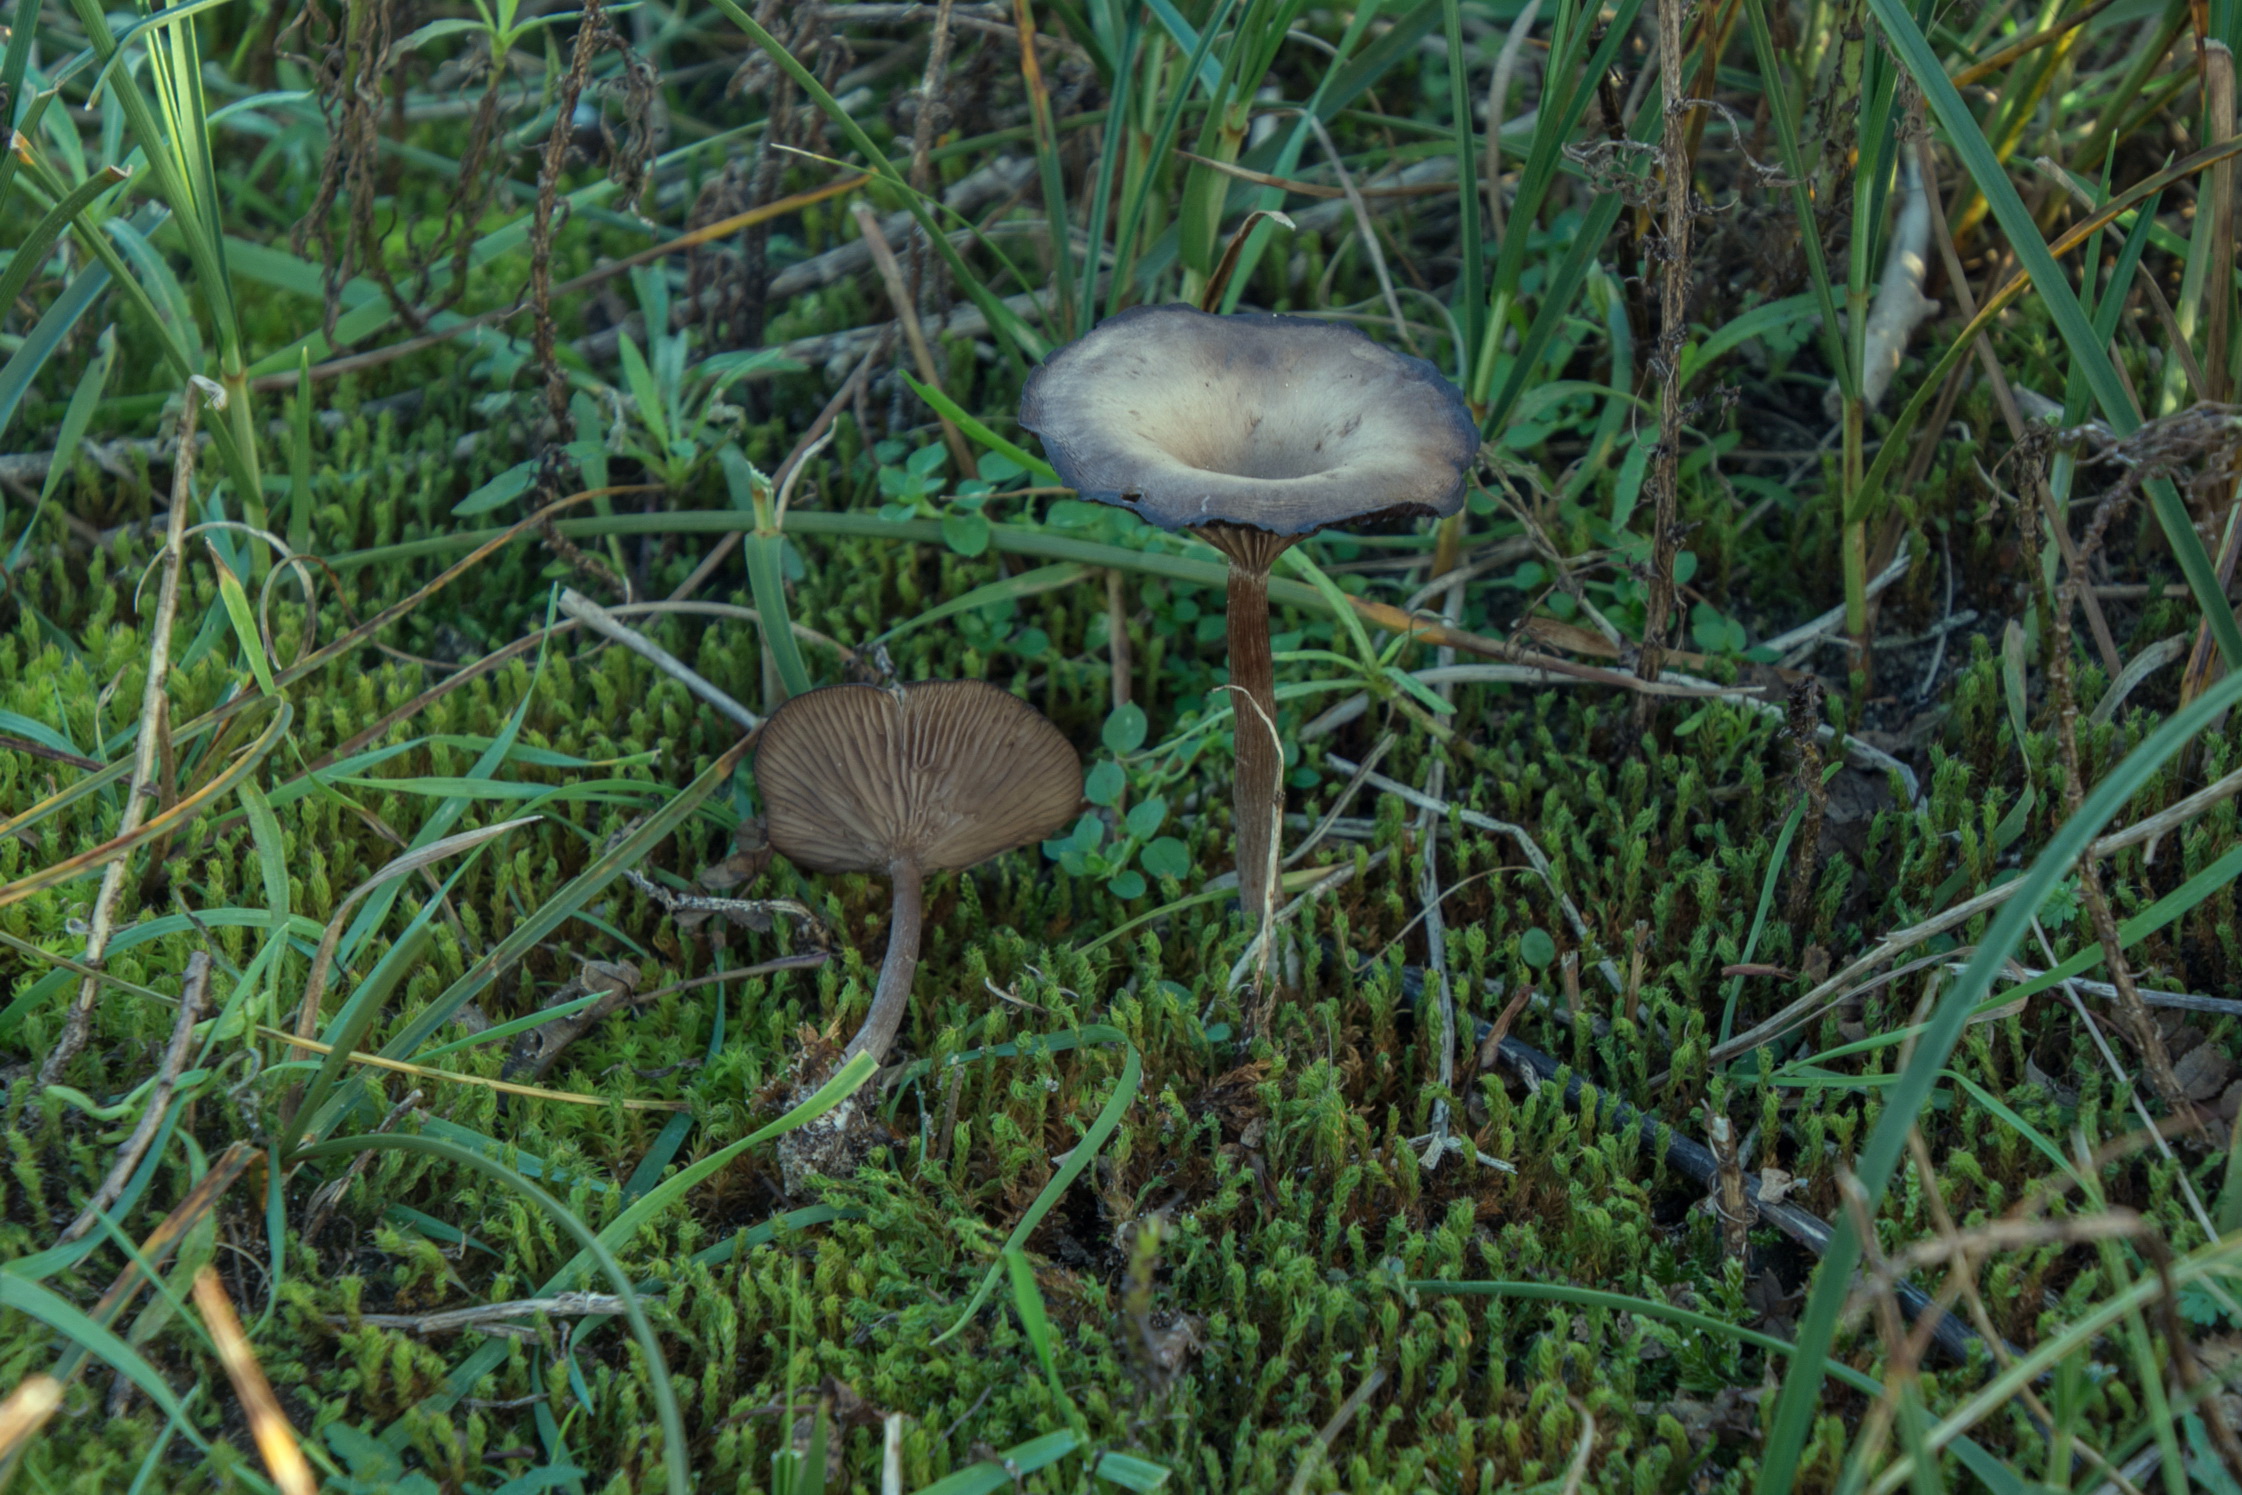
[1018,303,1481,538]
[756,680,1081,874]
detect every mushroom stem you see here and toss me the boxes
[842,859,924,1066]
[1224,558,1284,935]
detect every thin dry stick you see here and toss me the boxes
[1228,681,1288,1005]
[193,1267,317,1495]
[906,0,960,195]
[41,378,223,1085]
[882,1413,906,1495]
[1415,569,1468,1169]
[1837,1170,1945,1481]
[1916,116,2125,676]
[853,201,977,474]
[1414,756,1457,1170]
[560,588,761,731]
[2034,920,2219,1243]
[1634,0,1697,707]
[303,1090,421,1241]
[903,0,960,314]
[1706,1113,1750,1260]
[1555,1398,1597,1495]
[61,953,216,1244]
[344,1293,628,1336]
[1323,756,1595,950]
[1284,1362,1389,1495]
[1299,110,1413,351]
[1287,732,1394,867]
[1901,1127,2062,1432]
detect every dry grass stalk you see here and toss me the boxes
[40,378,223,1085]
[560,586,761,730]
[192,1267,317,1495]
[852,202,977,474]
[1634,0,1700,708]
[1706,1113,1751,1261]
[0,1376,62,1462]
[1782,678,1828,925]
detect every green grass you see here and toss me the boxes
[6,0,2242,1490]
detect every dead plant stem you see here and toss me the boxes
[40,380,219,1085]
[1635,0,1698,711]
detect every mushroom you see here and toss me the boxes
[754,679,1081,1067]
[1019,303,1479,930]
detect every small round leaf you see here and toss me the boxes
[1102,702,1149,754]
[1140,836,1190,881]
[1084,760,1126,807]
[1518,928,1557,969]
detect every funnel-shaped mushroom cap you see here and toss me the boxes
[756,681,1081,874]
[1019,303,1480,538]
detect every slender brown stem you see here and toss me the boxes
[1225,559,1282,935]
[843,859,924,1065]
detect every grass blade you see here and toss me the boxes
[937,1038,1142,1341]
[1756,664,2242,1491]
[296,1134,690,1495]
[1866,0,2242,668]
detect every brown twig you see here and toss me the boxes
[560,587,761,730]
[1783,678,1828,925]
[1634,0,1700,710]
[852,202,976,475]
[339,1293,628,1337]
[1706,1113,1751,1261]
[530,0,612,433]
[0,734,109,776]
[1916,126,2125,677]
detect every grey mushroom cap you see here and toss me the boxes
[756,680,1081,874]
[1019,303,1481,539]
